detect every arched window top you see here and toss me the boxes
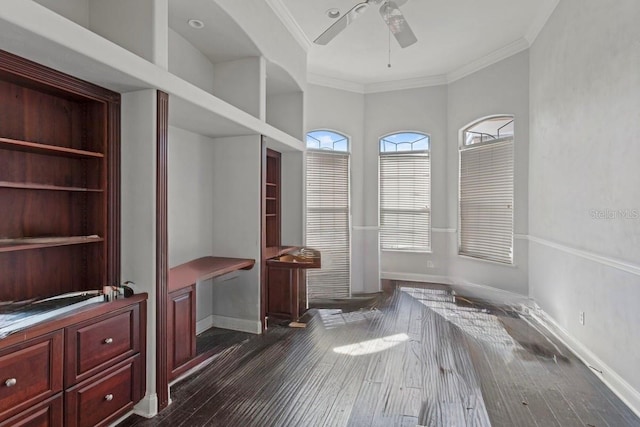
[306,130,349,152]
[379,132,429,154]
[463,116,514,147]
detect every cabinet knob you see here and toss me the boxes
[4,378,16,387]
[105,394,114,401]
[104,337,113,344]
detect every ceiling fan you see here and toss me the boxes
[314,0,417,48]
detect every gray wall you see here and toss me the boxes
[447,51,530,295]
[529,0,640,401]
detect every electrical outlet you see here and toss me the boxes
[579,311,585,325]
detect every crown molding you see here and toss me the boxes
[524,0,561,45]
[446,37,530,84]
[265,0,313,52]
[364,74,448,94]
[307,72,365,94]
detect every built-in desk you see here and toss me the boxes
[265,247,320,323]
[167,256,255,380]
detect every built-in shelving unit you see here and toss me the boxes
[0,49,119,302]
[264,148,281,250]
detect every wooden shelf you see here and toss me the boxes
[266,182,277,187]
[0,181,103,192]
[0,236,103,253]
[168,256,255,293]
[265,214,277,217]
[0,137,104,159]
[265,197,277,201]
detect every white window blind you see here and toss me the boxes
[379,152,431,251]
[305,150,350,300]
[459,138,514,264]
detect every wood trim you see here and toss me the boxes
[260,138,267,331]
[0,49,119,102]
[155,91,169,411]
[107,97,121,287]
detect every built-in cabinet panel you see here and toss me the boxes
[167,286,196,380]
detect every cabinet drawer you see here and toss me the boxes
[0,394,63,427]
[65,355,141,427]
[0,331,63,422]
[65,305,140,386]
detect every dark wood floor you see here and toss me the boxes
[119,282,640,427]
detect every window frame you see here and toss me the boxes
[304,129,352,300]
[378,131,432,253]
[458,115,515,265]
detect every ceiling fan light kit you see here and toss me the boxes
[314,0,417,48]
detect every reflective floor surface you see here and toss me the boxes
[119,281,639,426]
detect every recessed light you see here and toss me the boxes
[326,8,340,19]
[188,19,205,29]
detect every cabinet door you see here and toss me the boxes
[0,331,63,422]
[65,355,141,427]
[65,304,140,386]
[167,286,196,379]
[0,394,62,427]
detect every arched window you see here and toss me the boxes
[305,130,350,299]
[459,116,514,264]
[379,132,431,252]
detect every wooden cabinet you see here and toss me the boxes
[0,296,146,426]
[65,303,142,386]
[0,49,120,301]
[167,286,196,380]
[0,332,63,421]
[65,356,142,427]
[0,395,63,427]
[264,147,281,251]
[0,49,133,426]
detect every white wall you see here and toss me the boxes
[168,29,215,94]
[32,0,90,27]
[212,57,265,120]
[365,86,449,283]
[446,51,530,295]
[89,0,167,66]
[121,89,159,417]
[529,0,640,410]
[305,85,367,293]
[266,92,304,140]
[209,135,262,332]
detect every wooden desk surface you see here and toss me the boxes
[168,256,255,293]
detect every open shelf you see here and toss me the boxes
[0,137,104,159]
[0,181,103,192]
[0,235,104,253]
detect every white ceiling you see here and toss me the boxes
[274,0,558,86]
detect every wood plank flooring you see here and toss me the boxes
[119,282,639,427]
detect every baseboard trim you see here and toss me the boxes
[195,315,215,335]
[210,314,262,334]
[132,392,158,418]
[531,307,640,418]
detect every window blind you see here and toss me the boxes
[379,152,430,251]
[305,151,350,300]
[459,138,514,264]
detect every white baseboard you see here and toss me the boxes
[196,315,215,335]
[210,314,262,334]
[532,307,640,418]
[132,392,158,418]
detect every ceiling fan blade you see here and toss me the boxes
[314,2,370,45]
[379,1,417,48]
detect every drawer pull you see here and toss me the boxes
[104,337,113,344]
[4,378,16,387]
[105,394,114,401]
